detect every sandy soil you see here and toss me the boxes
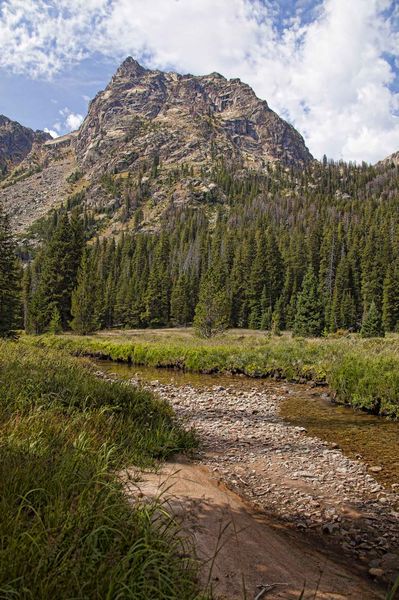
[93,363,399,599]
[123,460,384,599]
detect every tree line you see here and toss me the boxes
[1,156,399,338]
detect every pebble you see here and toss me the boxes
[100,370,399,584]
[368,568,385,578]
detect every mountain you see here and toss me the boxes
[76,57,313,175]
[0,115,51,175]
[3,60,399,341]
[378,150,399,167]
[0,58,313,234]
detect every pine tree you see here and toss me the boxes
[260,307,272,330]
[27,212,84,332]
[293,266,323,337]
[22,263,32,332]
[145,235,170,327]
[0,203,20,336]
[49,305,62,334]
[361,301,385,338]
[70,250,99,335]
[170,272,192,326]
[193,269,230,338]
[271,298,283,336]
[271,308,282,336]
[382,265,399,332]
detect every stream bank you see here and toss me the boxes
[95,360,399,595]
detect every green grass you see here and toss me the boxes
[0,341,201,599]
[22,329,399,418]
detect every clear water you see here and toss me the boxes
[93,359,399,489]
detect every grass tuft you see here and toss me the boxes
[23,330,399,418]
[0,341,201,599]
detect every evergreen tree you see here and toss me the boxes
[27,212,84,332]
[382,264,399,332]
[293,266,323,337]
[70,250,99,335]
[271,299,283,336]
[18,157,399,337]
[49,305,62,334]
[260,306,272,330]
[22,263,32,332]
[0,203,20,336]
[193,269,230,338]
[271,312,281,336]
[170,272,192,326]
[361,301,385,338]
[145,235,170,327]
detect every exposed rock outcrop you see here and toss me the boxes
[1,57,314,234]
[377,150,399,168]
[0,115,51,174]
[76,57,313,175]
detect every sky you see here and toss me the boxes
[0,0,399,163]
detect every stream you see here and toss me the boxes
[92,359,399,588]
[94,359,398,490]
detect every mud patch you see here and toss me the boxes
[123,460,383,600]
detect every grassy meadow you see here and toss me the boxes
[23,328,399,419]
[0,341,201,599]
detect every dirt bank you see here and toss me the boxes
[96,365,398,598]
[123,460,384,599]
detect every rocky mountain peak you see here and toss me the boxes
[113,56,148,80]
[0,59,313,234]
[0,115,51,174]
[378,150,399,167]
[76,57,313,174]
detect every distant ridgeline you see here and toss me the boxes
[19,157,399,337]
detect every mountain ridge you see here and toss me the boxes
[0,114,51,175]
[0,57,398,236]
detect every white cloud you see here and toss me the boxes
[65,112,84,130]
[58,107,84,131]
[0,0,399,162]
[44,127,59,138]
[45,109,83,137]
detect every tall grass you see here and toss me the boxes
[0,341,201,599]
[23,332,399,418]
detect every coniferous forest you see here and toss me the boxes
[15,157,398,338]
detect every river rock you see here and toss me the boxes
[99,367,399,585]
[368,568,385,578]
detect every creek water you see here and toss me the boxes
[93,359,399,489]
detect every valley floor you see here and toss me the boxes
[27,328,399,418]
[105,367,396,599]
[18,330,399,597]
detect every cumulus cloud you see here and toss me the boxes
[44,127,59,138]
[65,112,84,130]
[45,108,83,137]
[0,0,399,162]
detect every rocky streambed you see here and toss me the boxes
[95,361,399,587]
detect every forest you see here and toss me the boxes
[1,156,399,339]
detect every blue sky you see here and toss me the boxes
[0,0,399,162]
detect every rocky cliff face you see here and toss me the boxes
[1,57,314,234]
[378,150,399,167]
[76,57,313,175]
[0,115,51,175]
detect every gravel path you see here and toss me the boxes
[132,376,399,586]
